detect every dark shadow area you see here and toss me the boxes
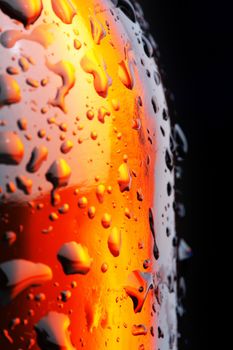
[138,0,231,349]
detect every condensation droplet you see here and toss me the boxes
[46,159,71,189]
[0,131,24,165]
[35,312,76,350]
[90,16,106,45]
[57,241,93,275]
[132,324,148,336]
[46,59,76,113]
[108,227,122,257]
[0,74,21,107]
[117,163,132,192]
[80,50,111,98]
[0,0,43,26]
[26,145,48,173]
[124,270,153,313]
[0,260,52,306]
[51,0,77,24]
[118,59,134,89]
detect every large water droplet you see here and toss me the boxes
[90,16,106,45]
[0,260,52,306]
[0,24,55,49]
[46,159,71,189]
[35,312,76,350]
[51,0,77,24]
[57,241,93,275]
[0,74,21,107]
[80,50,111,98]
[125,270,153,313]
[0,0,43,26]
[118,59,134,90]
[26,145,48,173]
[0,131,24,165]
[46,59,76,113]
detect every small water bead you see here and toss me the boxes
[101,263,108,273]
[60,140,73,154]
[57,241,93,275]
[60,290,72,302]
[74,38,82,50]
[6,66,19,75]
[101,213,112,228]
[58,203,69,214]
[88,206,96,219]
[17,118,27,131]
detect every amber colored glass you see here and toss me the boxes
[0,1,176,349]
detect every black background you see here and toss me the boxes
[137,0,231,349]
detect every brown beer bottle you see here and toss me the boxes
[0,1,177,349]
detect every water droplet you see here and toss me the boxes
[0,131,24,165]
[61,290,72,302]
[142,35,154,58]
[101,263,108,273]
[117,0,136,23]
[173,124,188,157]
[57,241,93,275]
[149,208,159,260]
[60,140,73,154]
[118,59,134,89]
[80,50,111,98]
[46,59,76,113]
[101,213,112,228]
[90,16,106,45]
[117,163,132,192]
[96,184,105,203]
[108,226,122,257]
[58,203,70,214]
[0,74,21,107]
[88,206,96,219]
[98,106,111,123]
[125,270,153,313]
[3,231,17,246]
[46,159,71,189]
[151,96,158,114]
[0,0,43,26]
[0,259,52,306]
[178,239,192,261]
[165,149,173,171]
[51,0,77,24]
[78,196,88,209]
[26,145,48,173]
[132,324,148,336]
[35,312,76,350]
[17,118,27,131]
[16,175,33,194]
